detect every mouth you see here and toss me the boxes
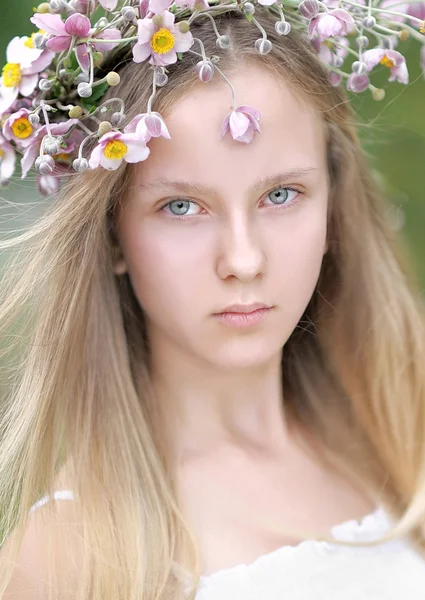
[213,303,273,315]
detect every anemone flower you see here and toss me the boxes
[89,131,150,170]
[219,105,261,144]
[308,9,355,41]
[362,48,409,84]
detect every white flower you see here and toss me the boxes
[0,135,16,182]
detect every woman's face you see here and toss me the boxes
[114,65,329,370]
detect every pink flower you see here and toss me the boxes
[31,12,121,72]
[219,105,261,144]
[37,173,61,196]
[0,36,54,115]
[0,135,16,182]
[308,9,355,41]
[312,35,348,65]
[362,48,409,83]
[133,10,193,66]
[89,131,150,170]
[347,72,370,92]
[20,119,78,178]
[3,108,40,148]
[99,0,119,9]
[124,112,171,142]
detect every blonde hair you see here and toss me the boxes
[0,8,425,600]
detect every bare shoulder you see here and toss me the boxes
[0,463,82,599]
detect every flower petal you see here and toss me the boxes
[23,50,55,75]
[229,111,250,138]
[162,10,176,29]
[151,49,177,66]
[0,85,19,116]
[329,8,354,23]
[47,36,72,52]
[137,18,156,44]
[121,136,151,163]
[21,142,40,178]
[30,13,67,36]
[132,42,152,63]
[362,48,385,70]
[65,13,91,37]
[99,0,119,10]
[99,154,123,170]
[149,0,173,13]
[19,74,39,96]
[75,44,90,72]
[173,31,194,53]
[6,37,24,64]
[0,148,16,180]
[219,114,230,139]
[236,105,261,121]
[88,143,103,169]
[235,127,255,144]
[92,28,122,52]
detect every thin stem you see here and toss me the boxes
[87,35,138,44]
[192,37,208,61]
[147,69,158,114]
[39,102,52,137]
[78,132,98,159]
[213,64,237,109]
[189,10,223,39]
[251,16,268,40]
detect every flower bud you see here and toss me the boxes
[254,38,272,55]
[347,72,370,93]
[244,2,255,14]
[68,105,83,118]
[78,82,93,97]
[356,35,369,49]
[49,0,67,13]
[35,155,55,175]
[372,87,385,101]
[59,68,67,77]
[155,71,168,87]
[36,2,51,12]
[399,28,410,41]
[43,136,62,155]
[196,60,214,83]
[328,72,342,86]
[73,157,89,172]
[65,13,91,37]
[28,113,40,126]
[121,6,136,20]
[111,112,126,127]
[216,35,230,50]
[299,0,320,19]
[333,54,344,68]
[177,21,190,33]
[275,20,291,35]
[98,121,113,136]
[106,72,120,86]
[352,60,368,75]
[152,14,163,27]
[39,78,53,91]
[363,16,376,28]
[33,33,47,49]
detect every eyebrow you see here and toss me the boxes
[137,167,318,197]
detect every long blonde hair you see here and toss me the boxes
[0,8,425,600]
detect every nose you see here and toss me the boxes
[216,210,267,282]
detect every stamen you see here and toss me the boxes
[150,28,175,54]
[103,140,128,159]
[11,117,33,139]
[2,63,22,88]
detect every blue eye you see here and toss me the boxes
[264,187,299,206]
[166,199,200,216]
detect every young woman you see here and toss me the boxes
[0,0,425,598]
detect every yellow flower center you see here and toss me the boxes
[380,55,395,69]
[2,63,22,88]
[0,149,4,159]
[150,28,175,55]
[11,117,33,139]
[103,140,128,160]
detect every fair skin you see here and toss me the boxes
[114,65,375,574]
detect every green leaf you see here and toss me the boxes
[81,81,110,110]
[177,52,183,60]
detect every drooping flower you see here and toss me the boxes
[20,119,78,178]
[31,12,121,72]
[0,135,16,182]
[362,48,409,83]
[37,173,61,196]
[308,9,355,41]
[88,131,150,170]
[132,10,193,66]
[0,36,54,115]
[2,108,39,147]
[312,36,349,65]
[219,105,261,144]
[124,112,171,142]
[347,72,370,92]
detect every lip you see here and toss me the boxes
[213,303,272,315]
[212,305,273,329]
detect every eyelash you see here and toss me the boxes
[158,186,303,221]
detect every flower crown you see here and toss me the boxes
[0,0,424,196]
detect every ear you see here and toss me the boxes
[111,245,128,275]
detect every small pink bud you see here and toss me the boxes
[196,60,214,83]
[64,13,92,37]
[328,71,342,86]
[347,72,370,93]
[299,0,319,19]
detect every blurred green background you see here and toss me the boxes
[0,1,424,285]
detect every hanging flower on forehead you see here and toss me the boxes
[89,131,150,170]
[0,36,54,115]
[132,10,194,66]
[220,105,261,144]
[362,48,409,84]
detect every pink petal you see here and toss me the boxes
[237,105,261,121]
[21,143,40,178]
[65,13,91,37]
[0,149,16,180]
[121,136,151,163]
[99,155,123,170]
[92,28,121,52]
[161,10,176,29]
[173,31,194,53]
[244,113,261,134]
[23,50,55,75]
[19,74,39,96]
[132,42,152,63]
[362,48,385,70]
[50,119,79,136]
[47,36,72,52]
[149,0,173,13]
[37,174,61,196]
[390,62,409,84]
[124,114,145,134]
[0,86,19,116]
[30,13,67,36]
[229,111,250,138]
[75,44,90,72]
[6,37,24,64]
[137,18,156,44]
[88,143,103,169]
[317,15,342,39]
[219,114,230,139]
[151,49,177,66]
[329,8,354,22]
[235,127,255,144]
[99,0,118,9]
[308,17,319,38]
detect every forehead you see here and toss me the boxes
[133,65,327,190]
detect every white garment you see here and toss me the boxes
[30,492,425,599]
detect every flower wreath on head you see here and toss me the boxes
[0,0,424,196]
